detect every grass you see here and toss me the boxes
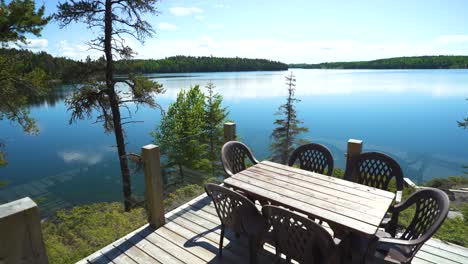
[43,178,215,264]
[42,203,147,264]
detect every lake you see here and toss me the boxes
[1,69,467,215]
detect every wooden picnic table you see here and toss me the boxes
[224,160,395,237]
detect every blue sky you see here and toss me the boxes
[19,0,468,63]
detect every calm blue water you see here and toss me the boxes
[1,69,467,214]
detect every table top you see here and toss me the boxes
[223,161,395,236]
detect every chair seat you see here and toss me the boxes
[373,243,413,264]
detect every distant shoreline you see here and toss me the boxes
[289,55,468,70]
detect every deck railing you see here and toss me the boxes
[0,120,370,262]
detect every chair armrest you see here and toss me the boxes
[377,237,420,247]
[395,191,402,203]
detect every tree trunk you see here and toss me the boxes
[104,0,132,211]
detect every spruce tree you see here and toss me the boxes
[55,0,164,211]
[270,72,308,164]
[204,82,228,176]
[153,86,210,181]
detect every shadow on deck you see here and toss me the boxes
[78,194,468,264]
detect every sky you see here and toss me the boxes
[17,0,468,63]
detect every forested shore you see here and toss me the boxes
[0,48,288,80]
[290,55,468,69]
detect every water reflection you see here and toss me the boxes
[28,85,71,107]
[150,69,468,99]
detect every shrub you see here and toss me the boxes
[42,203,146,264]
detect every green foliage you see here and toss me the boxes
[115,55,288,74]
[0,0,50,44]
[164,184,204,210]
[204,82,229,175]
[424,176,468,189]
[42,202,147,264]
[0,1,50,167]
[290,55,468,69]
[435,216,468,247]
[0,48,96,83]
[153,85,210,179]
[270,72,308,164]
[332,168,345,178]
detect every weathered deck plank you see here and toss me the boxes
[77,193,468,264]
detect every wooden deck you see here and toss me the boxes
[77,193,468,264]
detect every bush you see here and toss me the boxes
[424,176,468,189]
[42,203,147,264]
[164,184,204,210]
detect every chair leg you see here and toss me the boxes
[219,227,225,258]
[248,236,258,264]
[275,241,281,264]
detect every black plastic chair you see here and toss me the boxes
[366,188,450,264]
[348,152,405,203]
[221,141,259,178]
[205,183,268,264]
[288,143,334,176]
[347,152,405,229]
[262,205,341,264]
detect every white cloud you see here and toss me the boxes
[158,22,178,30]
[169,7,203,16]
[16,38,48,52]
[58,150,103,165]
[56,40,101,60]
[133,37,468,64]
[438,35,468,44]
[195,15,205,20]
[208,24,224,29]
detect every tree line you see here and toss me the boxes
[115,55,288,73]
[0,48,89,83]
[290,55,468,69]
[1,48,288,82]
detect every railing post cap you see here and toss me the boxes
[0,197,37,219]
[224,122,235,125]
[348,139,363,144]
[142,144,159,150]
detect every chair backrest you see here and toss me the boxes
[351,152,404,194]
[395,188,449,256]
[205,183,260,235]
[288,143,334,176]
[262,205,336,264]
[221,141,259,177]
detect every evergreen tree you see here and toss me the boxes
[0,0,49,44]
[55,0,164,211]
[0,0,50,167]
[152,86,210,181]
[270,72,308,164]
[204,82,228,176]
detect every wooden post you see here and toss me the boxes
[0,197,49,264]
[141,144,165,228]
[224,122,236,143]
[344,139,363,181]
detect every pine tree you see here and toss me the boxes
[270,72,308,164]
[0,0,50,167]
[55,0,164,211]
[204,82,228,176]
[153,86,210,181]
